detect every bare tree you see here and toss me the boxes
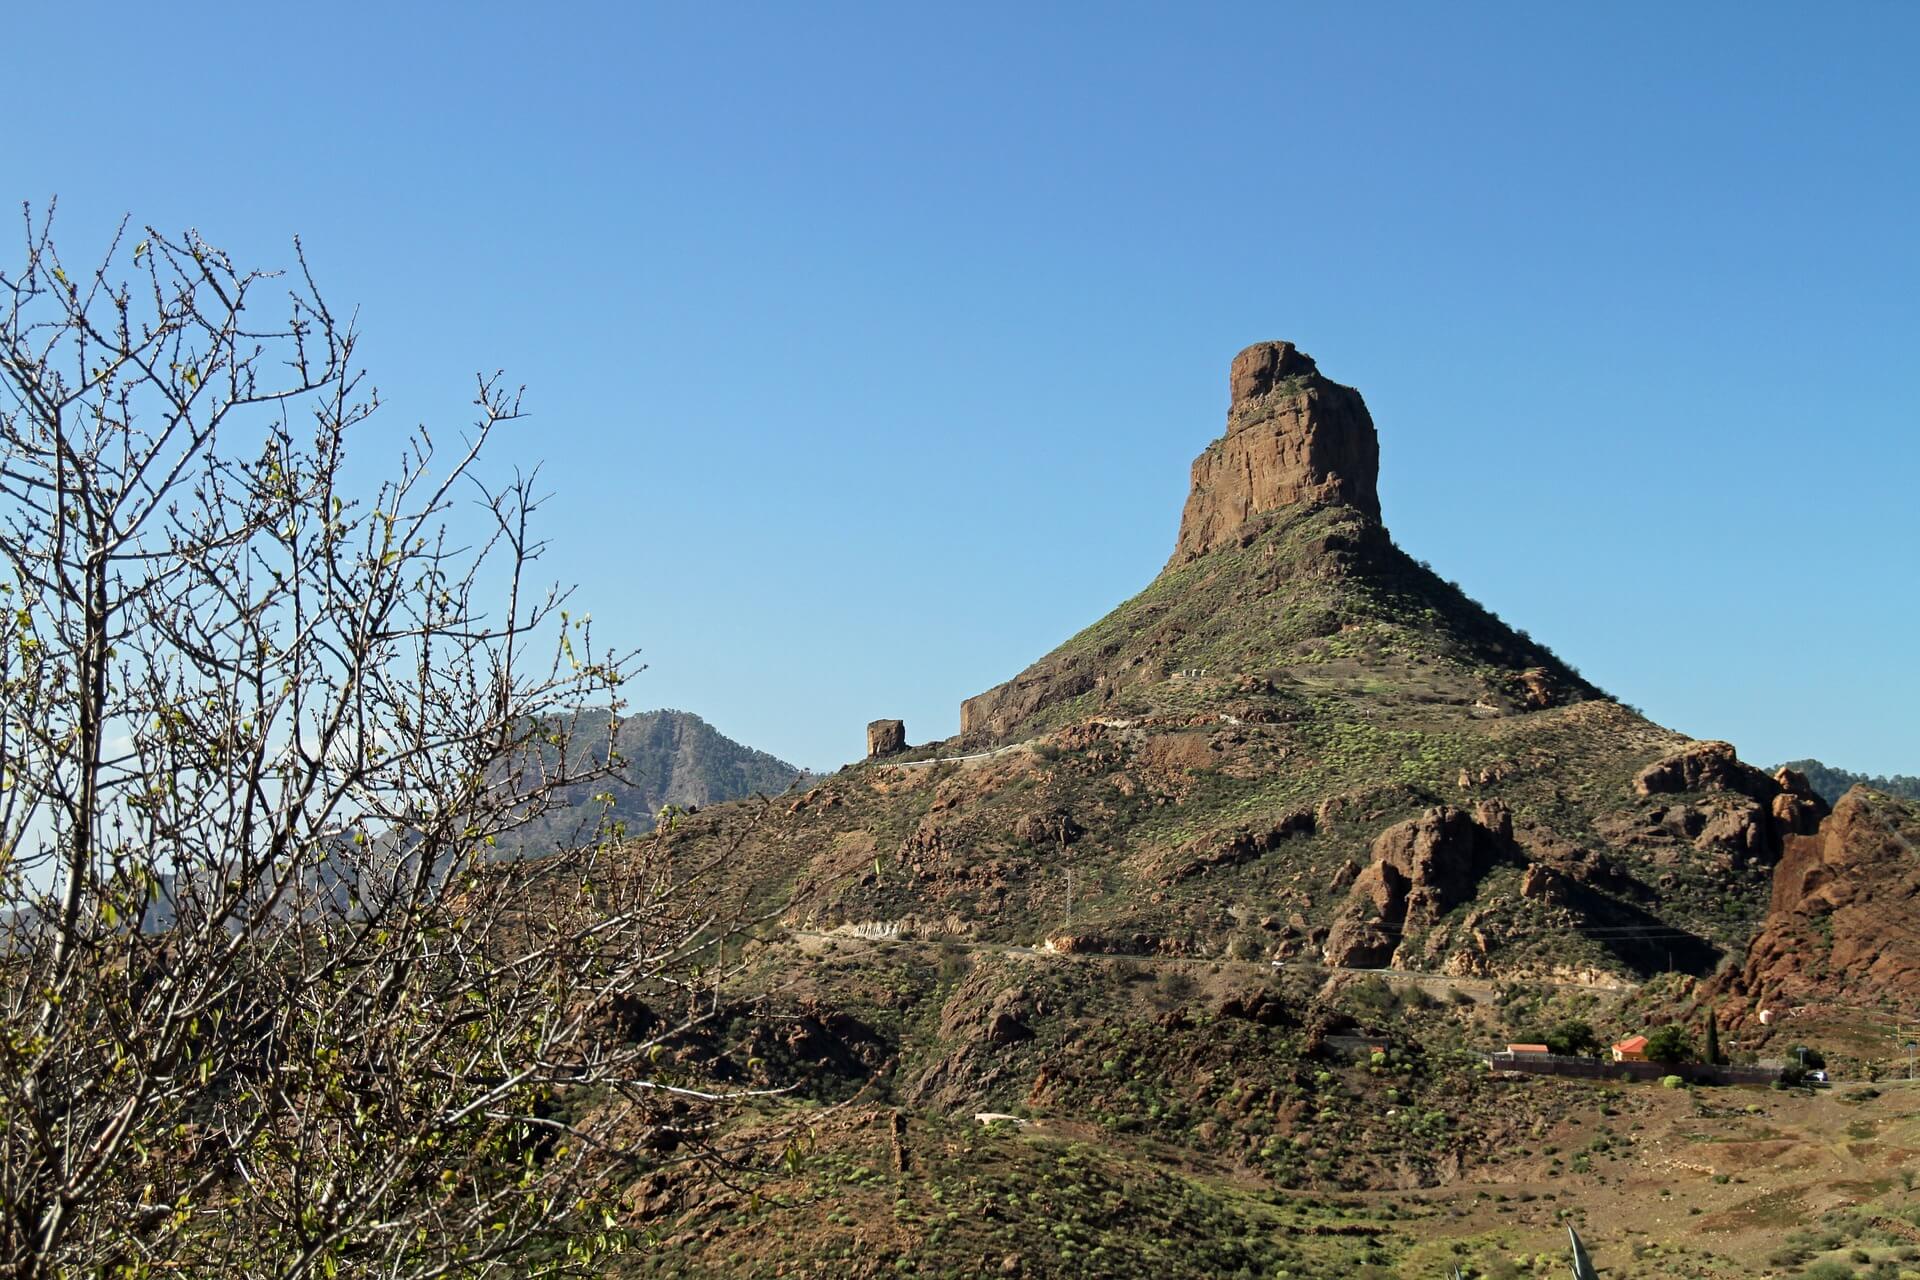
[0,205,774,1278]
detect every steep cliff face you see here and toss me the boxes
[1169,340,1380,567]
[1709,787,1920,1023]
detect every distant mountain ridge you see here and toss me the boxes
[504,709,809,852]
[1777,758,1920,807]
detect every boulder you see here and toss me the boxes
[1013,810,1084,848]
[866,719,907,758]
[1633,740,1776,802]
[1517,667,1558,710]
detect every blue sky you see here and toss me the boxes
[9,3,1916,773]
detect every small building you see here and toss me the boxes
[1322,1033,1391,1060]
[1506,1043,1551,1056]
[1611,1034,1650,1063]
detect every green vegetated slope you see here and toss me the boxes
[657,493,1787,987]
[611,938,1920,1279]
[960,500,1595,744]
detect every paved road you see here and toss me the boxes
[788,928,1637,997]
[884,743,1030,769]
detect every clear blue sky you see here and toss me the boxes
[9,4,1916,774]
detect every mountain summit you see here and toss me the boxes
[1172,340,1381,565]
[621,343,1904,1278]
[960,342,1584,744]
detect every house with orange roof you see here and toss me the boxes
[1505,1043,1550,1056]
[1611,1034,1649,1062]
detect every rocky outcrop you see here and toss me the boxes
[1631,743,1829,866]
[867,719,907,758]
[1162,810,1314,884]
[1169,341,1381,567]
[1709,788,1920,1023]
[1633,740,1777,802]
[1013,810,1085,849]
[1771,767,1826,837]
[960,670,1097,742]
[1323,803,1512,968]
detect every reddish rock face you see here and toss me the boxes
[1170,341,1381,567]
[1709,788,1920,1024]
[1630,741,1829,865]
[1633,740,1777,801]
[1322,805,1511,968]
[866,719,907,758]
[1228,340,1319,402]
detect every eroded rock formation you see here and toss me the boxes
[867,719,907,758]
[1630,742,1829,868]
[1709,787,1920,1024]
[1323,803,1513,967]
[1169,341,1380,567]
[1634,739,1777,802]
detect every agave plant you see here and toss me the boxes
[1568,1226,1599,1280]
[1448,1227,1599,1279]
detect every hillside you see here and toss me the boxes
[665,342,1819,986]
[502,708,808,851]
[593,343,1909,1278]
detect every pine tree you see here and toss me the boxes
[1706,1009,1722,1065]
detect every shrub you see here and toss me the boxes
[1797,1262,1856,1280]
[1545,1019,1602,1057]
[1646,1024,1697,1063]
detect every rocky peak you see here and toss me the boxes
[1170,342,1381,567]
[1229,340,1320,402]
